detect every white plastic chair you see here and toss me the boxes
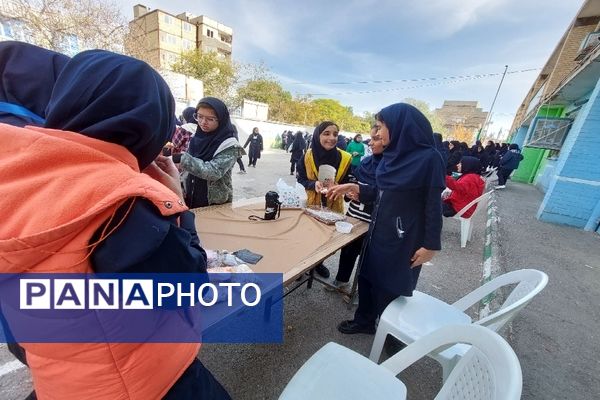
[452,190,493,248]
[369,269,548,382]
[280,324,522,400]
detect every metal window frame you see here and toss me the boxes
[527,117,572,150]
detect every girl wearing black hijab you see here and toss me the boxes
[243,127,264,167]
[446,140,462,175]
[338,103,445,335]
[177,97,243,208]
[296,121,353,213]
[0,41,69,126]
[297,121,352,278]
[442,156,485,217]
[289,130,306,175]
[0,39,70,379]
[326,126,384,290]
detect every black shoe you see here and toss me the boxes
[337,320,376,335]
[314,264,330,278]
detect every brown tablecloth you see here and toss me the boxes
[191,203,368,284]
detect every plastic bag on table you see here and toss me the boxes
[276,178,307,209]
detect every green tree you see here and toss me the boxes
[236,78,293,122]
[172,50,238,104]
[310,99,370,133]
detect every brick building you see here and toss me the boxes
[509,0,600,232]
[128,4,233,70]
[434,100,488,140]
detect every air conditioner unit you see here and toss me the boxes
[576,31,600,60]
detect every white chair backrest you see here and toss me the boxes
[453,190,493,219]
[452,269,549,332]
[380,325,522,400]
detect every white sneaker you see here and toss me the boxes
[237,170,247,174]
[495,185,506,189]
[324,279,349,292]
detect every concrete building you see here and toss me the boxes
[128,4,232,70]
[508,0,600,233]
[434,100,488,139]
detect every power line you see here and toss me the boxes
[287,68,540,87]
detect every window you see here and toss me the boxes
[183,22,192,32]
[0,19,25,41]
[182,39,194,50]
[163,14,173,24]
[527,117,572,150]
[206,29,214,38]
[0,19,13,38]
[160,31,177,45]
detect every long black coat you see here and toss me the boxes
[244,133,263,159]
[289,138,306,162]
[359,187,443,297]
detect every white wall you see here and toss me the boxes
[232,117,363,148]
[232,118,309,147]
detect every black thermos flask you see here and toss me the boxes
[264,191,281,220]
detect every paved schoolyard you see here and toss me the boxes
[2,149,598,399]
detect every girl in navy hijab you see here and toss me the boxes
[42,50,230,399]
[0,41,70,372]
[338,103,445,335]
[0,41,69,126]
[327,126,384,290]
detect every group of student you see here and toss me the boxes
[0,40,524,399]
[442,139,524,189]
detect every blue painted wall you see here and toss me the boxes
[537,78,600,231]
[535,157,558,193]
[512,126,529,148]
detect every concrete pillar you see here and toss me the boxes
[537,78,600,230]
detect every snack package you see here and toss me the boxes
[303,206,346,225]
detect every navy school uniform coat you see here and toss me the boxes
[359,104,445,297]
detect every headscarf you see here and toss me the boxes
[310,121,341,169]
[355,153,382,186]
[458,156,481,176]
[509,143,520,151]
[187,97,236,161]
[292,131,306,149]
[433,132,447,164]
[449,140,461,153]
[375,103,445,190]
[336,133,347,151]
[0,41,70,127]
[181,106,196,124]
[45,50,176,170]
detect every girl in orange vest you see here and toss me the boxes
[0,50,230,399]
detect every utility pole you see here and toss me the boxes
[477,65,508,141]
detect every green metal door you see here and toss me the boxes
[511,147,546,183]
